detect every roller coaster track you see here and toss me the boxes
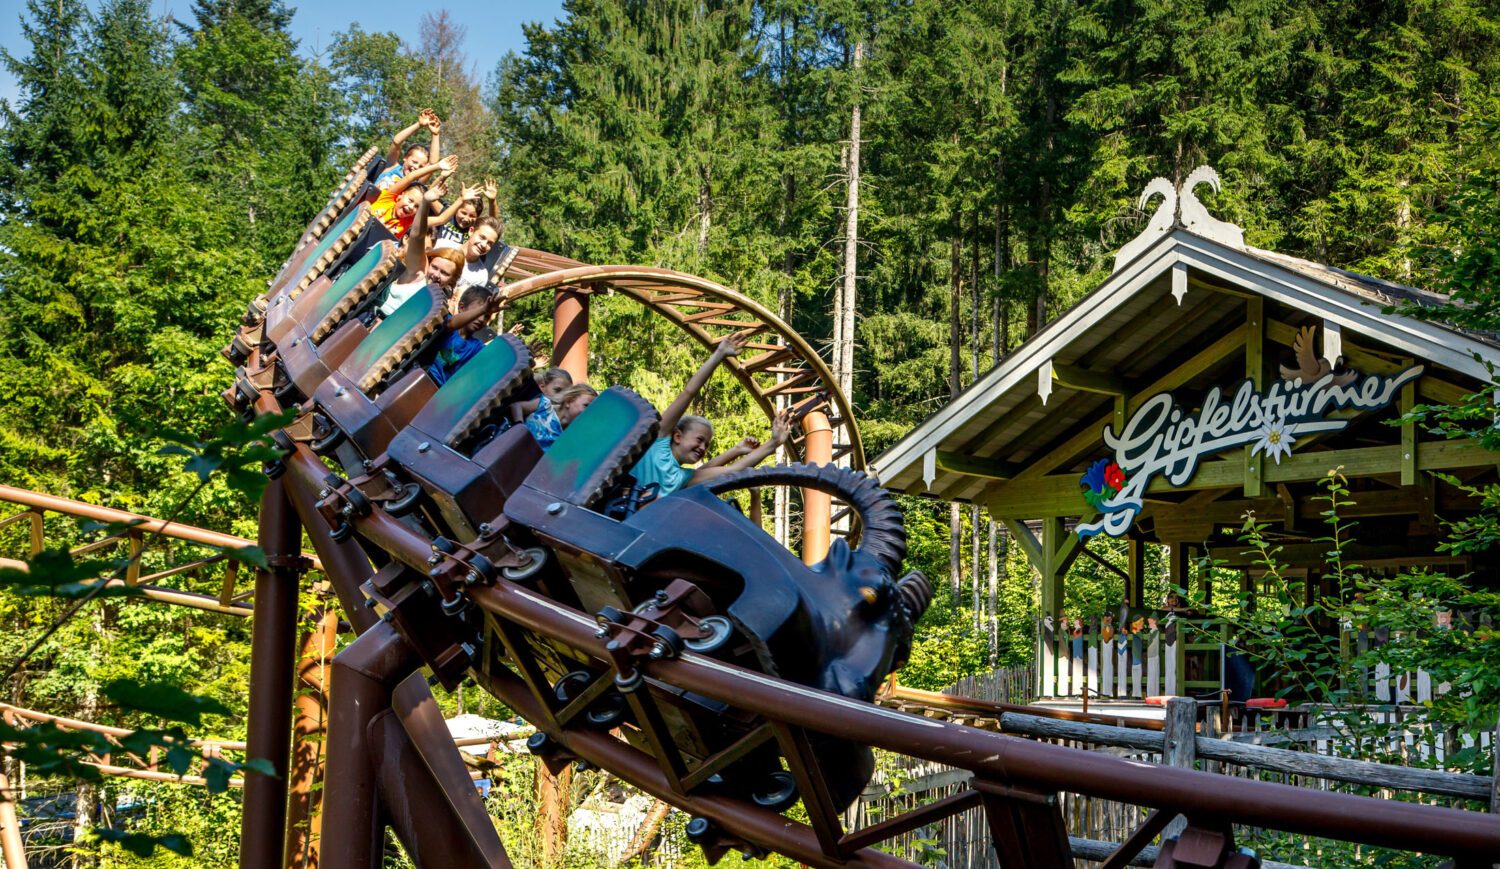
[5,150,1500,869]
[499,254,866,538]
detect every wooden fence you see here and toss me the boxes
[1038,615,1460,706]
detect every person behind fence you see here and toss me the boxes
[526,383,598,451]
[376,109,441,190]
[426,285,494,386]
[629,334,791,499]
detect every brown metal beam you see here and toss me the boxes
[239,480,305,869]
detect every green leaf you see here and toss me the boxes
[102,679,231,726]
[223,545,267,568]
[91,828,193,858]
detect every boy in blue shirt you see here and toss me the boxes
[631,334,790,499]
[426,285,493,386]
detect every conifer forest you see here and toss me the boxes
[2,0,1500,864]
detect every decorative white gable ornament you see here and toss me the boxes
[1113,165,1246,275]
[1076,325,1422,539]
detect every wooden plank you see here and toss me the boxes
[1195,735,1491,800]
[1401,374,1417,487]
[1245,296,1265,497]
[1161,697,1197,838]
[936,450,1018,481]
[1101,638,1115,699]
[1051,363,1132,396]
[1146,632,1161,698]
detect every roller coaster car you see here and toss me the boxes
[235,277,450,417]
[478,387,924,812]
[292,149,384,252]
[227,204,391,365]
[363,335,540,537]
[265,240,401,349]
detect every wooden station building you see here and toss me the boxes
[871,168,1500,703]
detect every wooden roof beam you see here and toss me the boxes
[935,450,1019,481]
[1049,363,1132,397]
[983,438,1493,519]
[1008,324,1249,482]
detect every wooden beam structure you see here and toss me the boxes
[983,438,1494,519]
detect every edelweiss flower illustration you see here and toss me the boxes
[1252,415,1296,464]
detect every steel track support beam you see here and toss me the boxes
[800,410,833,564]
[240,479,307,869]
[553,286,589,383]
[321,621,420,869]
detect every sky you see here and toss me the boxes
[0,0,567,106]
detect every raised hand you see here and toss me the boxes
[769,409,792,446]
[507,322,528,336]
[482,177,499,200]
[418,108,438,129]
[732,435,761,457]
[436,155,460,175]
[460,183,482,202]
[713,332,748,359]
[423,180,448,203]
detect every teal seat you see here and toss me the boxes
[409,334,532,447]
[338,284,449,394]
[523,387,660,508]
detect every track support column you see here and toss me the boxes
[240,479,307,869]
[321,622,421,869]
[800,411,833,565]
[553,286,590,383]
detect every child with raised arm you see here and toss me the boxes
[376,109,442,190]
[630,335,791,498]
[378,181,463,317]
[370,154,458,241]
[426,285,493,386]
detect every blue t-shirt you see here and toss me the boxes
[426,330,484,386]
[526,395,564,451]
[630,437,691,498]
[374,164,404,190]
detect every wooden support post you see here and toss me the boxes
[1401,371,1417,487]
[536,761,573,865]
[27,511,41,556]
[1161,697,1198,840]
[1168,541,1188,596]
[1040,518,1065,620]
[1128,538,1145,608]
[1244,297,1265,498]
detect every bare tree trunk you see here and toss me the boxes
[619,799,672,866]
[948,228,963,597]
[775,167,796,547]
[835,41,864,402]
[72,685,98,868]
[536,762,573,867]
[697,164,712,257]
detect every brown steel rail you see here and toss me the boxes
[0,484,322,617]
[498,259,865,541]
[288,428,1500,866]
